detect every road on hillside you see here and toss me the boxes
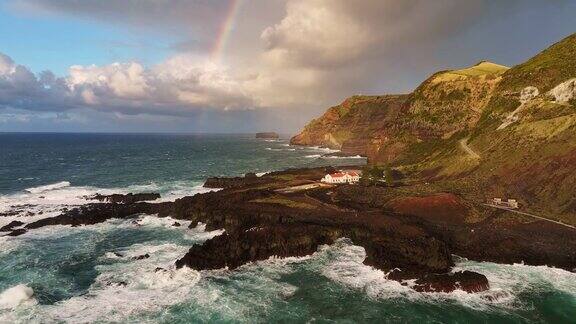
[482,204,576,230]
[459,137,481,159]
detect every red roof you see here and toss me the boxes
[329,173,346,178]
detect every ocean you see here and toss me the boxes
[0,133,574,323]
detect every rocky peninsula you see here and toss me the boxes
[3,166,575,294]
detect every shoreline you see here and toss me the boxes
[2,165,574,295]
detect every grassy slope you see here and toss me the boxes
[406,34,576,224]
[432,61,509,82]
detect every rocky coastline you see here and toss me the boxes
[2,166,575,294]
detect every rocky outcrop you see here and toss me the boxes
[412,271,490,293]
[0,220,24,232]
[87,193,160,204]
[548,78,576,103]
[203,173,273,189]
[20,202,164,234]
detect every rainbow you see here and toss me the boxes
[211,0,243,62]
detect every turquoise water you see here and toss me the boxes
[0,134,575,323]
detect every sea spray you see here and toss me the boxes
[0,285,36,310]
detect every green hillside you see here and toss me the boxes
[292,33,576,225]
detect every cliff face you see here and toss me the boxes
[290,62,508,163]
[291,33,576,224]
[290,95,408,152]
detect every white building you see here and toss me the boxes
[489,198,519,209]
[321,170,361,184]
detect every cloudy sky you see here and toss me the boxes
[1,0,575,133]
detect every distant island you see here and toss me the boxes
[255,132,280,139]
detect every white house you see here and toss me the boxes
[321,170,361,184]
[489,198,519,209]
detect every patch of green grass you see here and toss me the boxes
[451,61,509,76]
[270,174,297,182]
[251,196,316,209]
[498,33,576,92]
[432,61,508,82]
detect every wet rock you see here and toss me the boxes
[172,222,181,227]
[107,281,127,287]
[25,203,160,230]
[412,271,490,293]
[8,228,27,237]
[87,193,161,204]
[0,220,25,232]
[134,253,150,260]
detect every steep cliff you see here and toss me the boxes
[291,61,508,163]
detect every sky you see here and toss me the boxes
[0,0,575,134]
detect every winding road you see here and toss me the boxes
[459,137,481,159]
[482,204,576,230]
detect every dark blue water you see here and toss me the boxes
[0,133,361,194]
[0,133,574,323]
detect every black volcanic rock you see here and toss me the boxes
[87,193,160,204]
[25,202,163,229]
[134,253,150,260]
[0,220,25,232]
[203,175,272,189]
[412,271,490,293]
[7,228,27,237]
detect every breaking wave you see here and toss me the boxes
[309,239,576,311]
[0,181,215,229]
[25,181,71,194]
[265,147,296,152]
[0,285,36,310]
[305,146,340,154]
[41,243,201,323]
[320,155,365,159]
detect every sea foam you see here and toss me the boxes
[0,284,36,310]
[305,239,576,311]
[24,181,71,194]
[0,181,215,229]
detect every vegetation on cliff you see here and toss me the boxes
[291,33,576,224]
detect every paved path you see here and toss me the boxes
[459,137,481,159]
[482,204,576,230]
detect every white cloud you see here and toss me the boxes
[0,52,256,115]
[68,63,149,99]
[261,0,374,68]
[1,0,538,127]
[0,53,16,75]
